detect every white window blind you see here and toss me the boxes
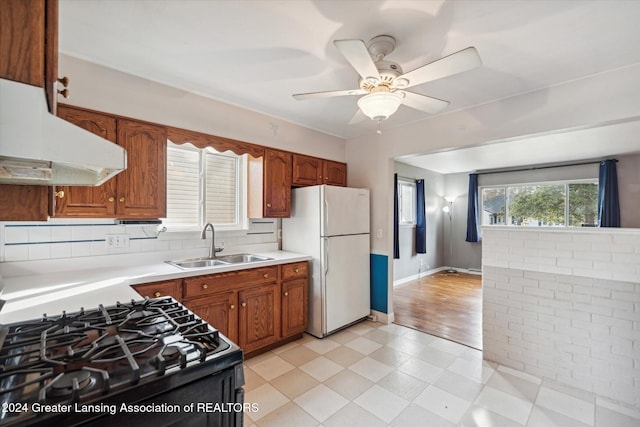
[205,151,237,225]
[164,141,243,228]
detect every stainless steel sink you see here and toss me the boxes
[216,253,273,264]
[166,257,231,269]
[166,253,273,269]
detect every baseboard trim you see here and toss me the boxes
[369,309,393,324]
[393,266,447,287]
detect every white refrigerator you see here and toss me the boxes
[282,185,370,338]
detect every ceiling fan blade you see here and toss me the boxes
[348,109,368,125]
[401,91,450,114]
[293,88,367,101]
[397,47,481,89]
[334,39,381,82]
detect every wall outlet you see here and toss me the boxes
[105,233,130,248]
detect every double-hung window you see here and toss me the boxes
[480,180,598,227]
[163,141,247,230]
[398,179,416,226]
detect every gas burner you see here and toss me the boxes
[46,369,93,397]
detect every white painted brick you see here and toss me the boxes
[508,292,538,305]
[558,258,594,269]
[557,241,593,251]
[612,252,640,264]
[539,280,572,292]
[525,239,556,249]
[595,242,635,253]
[557,290,589,303]
[539,232,573,241]
[592,296,634,311]
[573,302,613,316]
[613,234,640,245]
[573,267,614,280]
[538,265,573,275]
[523,286,554,298]
[592,314,633,329]
[573,233,613,244]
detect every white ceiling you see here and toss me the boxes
[59,0,640,171]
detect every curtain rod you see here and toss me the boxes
[474,159,615,176]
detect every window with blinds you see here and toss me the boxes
[164,141,245,229]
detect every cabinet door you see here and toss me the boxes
[264,149,292,217]
[0,0,45,86]
[0,0,49,221]
[323,160,347,187]
[116,119,167,218]
[187,291,239,345]
[52,105,118,217]
[238,283,280,353]
[282,279,308,338]
[292,154,322,186]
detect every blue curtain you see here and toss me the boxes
[598,159,621,227]
[465,173,481,242]
[393,173,400,259]
[415,179,426,253]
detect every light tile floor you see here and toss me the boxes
[243,321,640,426]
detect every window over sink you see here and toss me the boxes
[163,141,247,230]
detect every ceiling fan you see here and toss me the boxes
[293,35,481,126]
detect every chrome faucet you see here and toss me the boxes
[201,223,223,258]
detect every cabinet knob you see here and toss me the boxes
[108,196,115,202]
[154,291,161,298]
[284,292,288,297]
[202,283,208,289]
[294,268,299,273]
[266,203,272,208]
[57,88,70,99]
[55,190,65,199]
[57,76,70,87]
[241,302,246,308]
[230,304,235,310]
[119,197,125,202]
[263,273,269,279]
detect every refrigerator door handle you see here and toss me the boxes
[323,197,329,236]
[324,237,329,275]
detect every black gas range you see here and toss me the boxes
[0,297,244,426]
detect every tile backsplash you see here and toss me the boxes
[0,219,279,262]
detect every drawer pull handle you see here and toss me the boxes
[263,273,269,279]
[230,304,235,310]
[202,284,208,289]
[284,292,288,297]
[154,291,161,298]
[241,302,246,308]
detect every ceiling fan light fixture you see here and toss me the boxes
[357,92,403,121]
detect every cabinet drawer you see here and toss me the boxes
[133,280,181,301]
[281,262,308,281]
[183,266,278,299]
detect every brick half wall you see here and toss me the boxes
[481,227,640,409]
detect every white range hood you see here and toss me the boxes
[0,78,126,186]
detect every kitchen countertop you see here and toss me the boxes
[0,250,311,325]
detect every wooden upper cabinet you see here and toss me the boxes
[248,149,292,218]
[0,0,45,86]
[292,155,347,187]
[52,105,118,217]
[0,0,56,222]
[292,154,322,186]
[116,119,167,218]
[52,108,167,219]
[323,160,347,186]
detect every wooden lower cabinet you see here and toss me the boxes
[187,291,239,345]
[133,261,308,356]
[238,283,280,354]
[282,279,308,337]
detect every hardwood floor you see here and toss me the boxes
[393,271,483,350]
